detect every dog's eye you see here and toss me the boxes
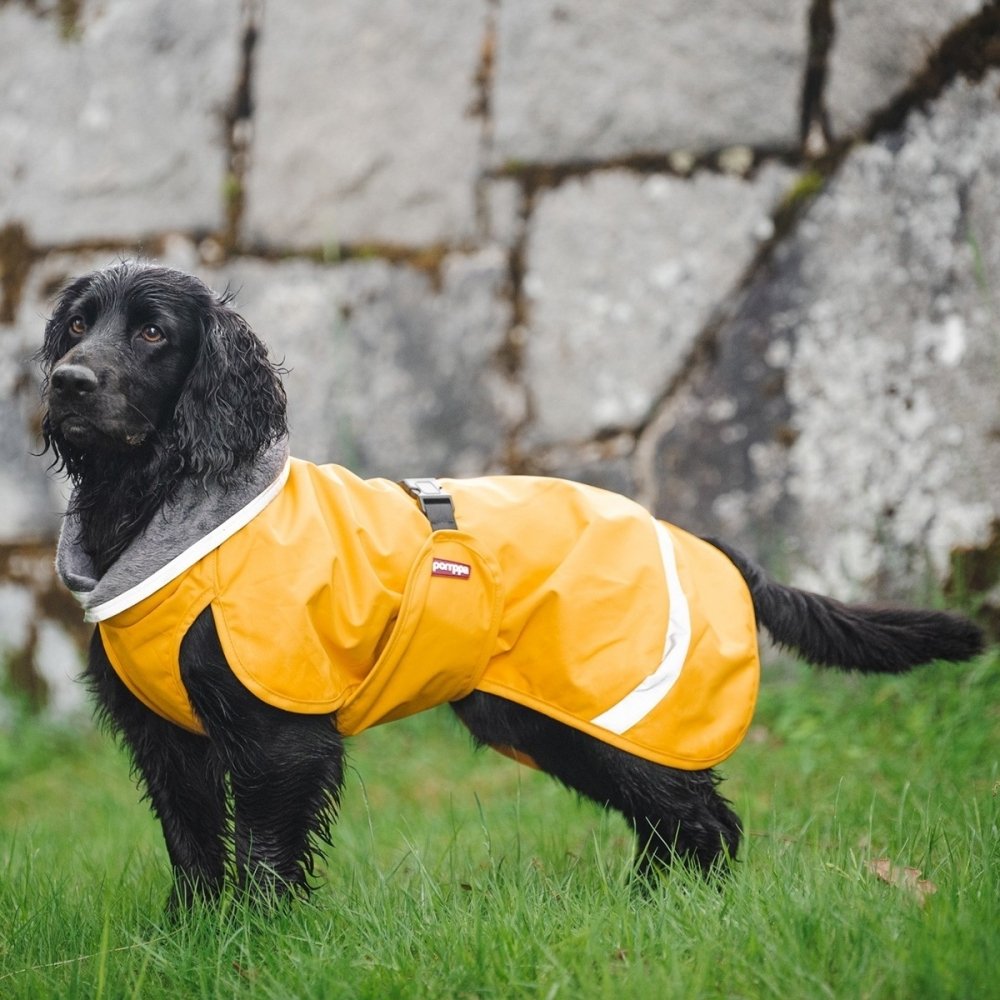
[68,316,86,337]
[139,324,164,344]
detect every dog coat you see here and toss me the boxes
[57,441,760,769]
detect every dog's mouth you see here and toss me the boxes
[58,414,98,446]
[54,413,149,450]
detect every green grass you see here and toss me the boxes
[1,650,998,999]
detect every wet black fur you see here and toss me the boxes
[39,262,985,907]
[40,264,287,575]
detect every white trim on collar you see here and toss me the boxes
[85,458,292,624]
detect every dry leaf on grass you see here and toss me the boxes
[867,857,938,906]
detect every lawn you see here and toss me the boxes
[1,649,997,999]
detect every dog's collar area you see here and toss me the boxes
[399,477,458,531]
[57,437,292,622]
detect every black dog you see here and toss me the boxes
[39,262,984,909]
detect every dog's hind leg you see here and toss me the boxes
[623,766,741,879]
[451,690,740,878]
[86,630,229,909]
[180,608,345,901]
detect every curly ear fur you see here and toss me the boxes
[172,295,288,484]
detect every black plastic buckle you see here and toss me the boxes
[399,477,458,531]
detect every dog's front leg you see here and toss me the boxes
[86,631,229,910]
[180,608,345,902]
[225,710,345,901]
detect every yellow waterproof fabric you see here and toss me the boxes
[98,459,760,769]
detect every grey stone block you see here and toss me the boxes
[0,1,240,244]
[12,243,512,516]
[0,256,83,541]
[539,444,638,500]
[826,0,986,138]
[33,619,86,718]
[0,543,91,715]
[243,0,486,249]
[214,248,512,478]
[492,0,810,165]
[0,582,33,655]
[637,241,800,553]
[520,165,794,447]
[646,72,1000,599]
[784,73,1000,596]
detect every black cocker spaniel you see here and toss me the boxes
[38,262,984,911]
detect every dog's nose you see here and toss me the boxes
[51,364,99,396]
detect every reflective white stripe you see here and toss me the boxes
[589,519,691,735]
[85,459,292,623]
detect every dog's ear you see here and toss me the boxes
[172,297,288,483]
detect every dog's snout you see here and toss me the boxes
[51,363,99,396]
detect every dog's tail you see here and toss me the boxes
[705,538,985,672]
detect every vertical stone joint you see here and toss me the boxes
[223,1,261,253]
[801,0,834,155]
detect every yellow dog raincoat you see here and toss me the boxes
[57,442,760,769]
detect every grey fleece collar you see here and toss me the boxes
[57,438,290,623]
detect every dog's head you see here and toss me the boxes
[40,262,287,483]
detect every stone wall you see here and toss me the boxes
[2,0,999,710]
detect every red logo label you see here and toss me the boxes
[432,558,471,580]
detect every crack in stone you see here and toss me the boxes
[221,0,261,255]
[861,5,1000,145]
[801,0,834,154]
[627,7,1000,499]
